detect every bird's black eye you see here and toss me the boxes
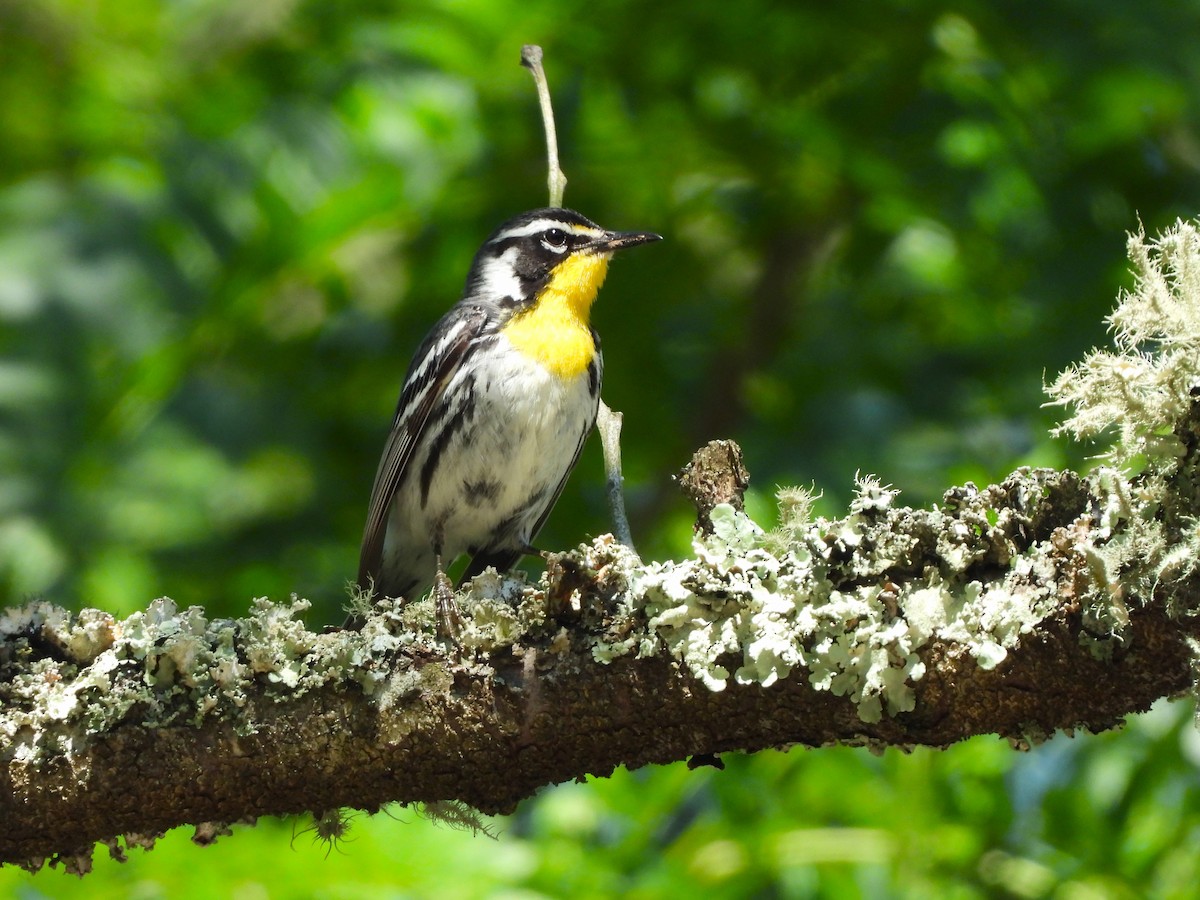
[541,228,569,251]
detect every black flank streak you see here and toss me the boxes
[462,478,501,507]
[493,486,549,541]
[420,377,474,507]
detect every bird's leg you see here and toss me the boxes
[432,552,462,643]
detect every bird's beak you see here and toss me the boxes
[596,230,663,252]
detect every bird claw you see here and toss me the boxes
[433,569,463,643]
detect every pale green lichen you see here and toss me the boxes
[767,484,820,552]
[1043,218,1200,651]
[563,337,1183,714]
[0,592,459,763]
[1048,218,1200,469]
[599,499,1065,723]
[457,569,540,652]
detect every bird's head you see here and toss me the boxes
[465,208,661,317]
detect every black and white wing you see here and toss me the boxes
[356,304,491,593]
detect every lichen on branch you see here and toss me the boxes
[1048,218,1200,467]
[8,219,1200,874]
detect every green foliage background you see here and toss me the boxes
[5,0,1200,896]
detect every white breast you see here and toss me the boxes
[384,334,600,576]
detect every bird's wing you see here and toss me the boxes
[357,304,491,593]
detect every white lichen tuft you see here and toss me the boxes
[849,474,899,514]
[1047,218,1200,466]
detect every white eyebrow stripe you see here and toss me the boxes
[489,219,607,242]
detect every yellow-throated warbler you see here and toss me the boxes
[353,208,660,622]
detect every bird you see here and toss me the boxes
[351,207,661,629]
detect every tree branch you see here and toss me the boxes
[8,221,1200,875]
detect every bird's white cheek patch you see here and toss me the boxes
[475,249,526,301]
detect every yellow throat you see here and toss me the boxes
[502,252,610,379]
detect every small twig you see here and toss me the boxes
[520,45,635,552]
[597,400,637,555]
[520,44,567,208]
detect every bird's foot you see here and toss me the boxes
[432,569,463,644]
